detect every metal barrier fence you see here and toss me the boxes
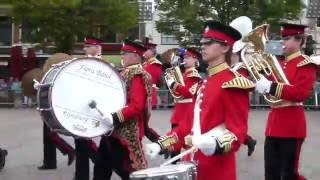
[0,80,34,108]
[157,83,320,110]
[0,82,319,109]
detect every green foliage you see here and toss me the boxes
[156,0,304,45]
[10,0,138,53]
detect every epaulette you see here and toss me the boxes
[297,55,320,67]
[127,65,144,75]
[122,64,144,80]
[149,58,162,65]
[187,69,202,79]
[222,76,255,89]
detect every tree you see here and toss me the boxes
[156,0,304,45]
[10,0,138,53]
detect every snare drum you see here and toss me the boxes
[130,162,196,180]
[37,57,126,138]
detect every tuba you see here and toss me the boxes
[240,24,289,104]
[163,49,185,100]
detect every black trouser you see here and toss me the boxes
[74,138,97,180]
[75,139,90,180]
[42,123,74,167]
[169,123,180,164]
[264,137,305,180]
[42,123,57,168]
[93,136,132,180]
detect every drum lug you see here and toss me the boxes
[34,79,51,89]
[166,175,179,180]
[37,108,52,112]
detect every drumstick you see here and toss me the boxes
[160,146,197,167]
[88,100,104,116]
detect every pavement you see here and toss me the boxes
[0,108,319,180]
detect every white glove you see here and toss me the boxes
[33,79,40,90]
[144,143,161,159]
[192,135,217,156]
[255,75,272,94]
[101,113,114,129]
[165,73,175,88]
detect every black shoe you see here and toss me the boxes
[247,139,257,156]
[37,164,57,170]
[67,152,75,166]
[0,150,8,170]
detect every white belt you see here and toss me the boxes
[175,98,193,103]
[271,101,303,108]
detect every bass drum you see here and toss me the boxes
[37,57,126,138]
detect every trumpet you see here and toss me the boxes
[241,24,290,104]
[163,50,185,100]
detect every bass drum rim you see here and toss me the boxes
[37,62,73,136]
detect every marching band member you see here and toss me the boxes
[229,16,257,156]
[83,37,103,58]
[145,21,254,180]
[37,53,75,170]
[143,41,163,109]
[73,37,103,180]
[255,23,317,180]
[93,39,159,180]
[168,48,202,161]
[38,123,75,170]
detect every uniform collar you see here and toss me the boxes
[286,51,301,62]
[147,57,156,63]
[185,67,196,74]
[208,62,229,77]
[126,63,142,69]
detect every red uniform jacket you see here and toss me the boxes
[267,51,317,138]
[158,63,254,180]
[111,64,159,170]
[143,57,163,107]
[170,68,201,125]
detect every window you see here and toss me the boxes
[0,16,11,45]
[161,23,179,45]
[161,34,178,45]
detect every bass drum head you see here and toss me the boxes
[50,58,126,138]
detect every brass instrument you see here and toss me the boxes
[240,24,289,104]
[21,68,44,98]
[22,53,72,99]
[163,49,185,100]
